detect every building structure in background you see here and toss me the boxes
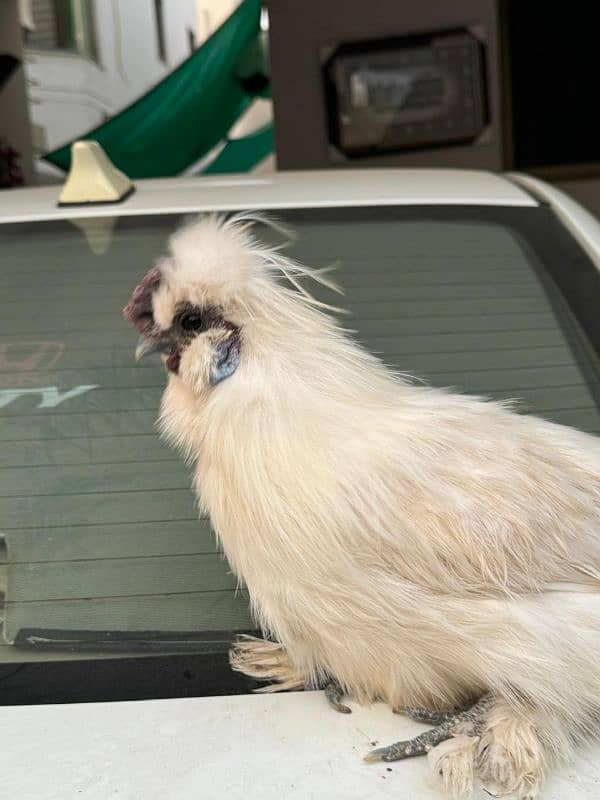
[196,0,240,43]
[5,0,598,211]
[0,2,34,185]
[22,0,202,159]
[266,0,600,216]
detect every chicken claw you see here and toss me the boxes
[365,694,492,762]
[323,678,352,714]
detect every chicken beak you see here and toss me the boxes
[135,335,170,362]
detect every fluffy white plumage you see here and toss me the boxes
[129,213,600,798]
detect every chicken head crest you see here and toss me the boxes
[123,216,250,389]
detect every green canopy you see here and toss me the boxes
[43,0,262,178]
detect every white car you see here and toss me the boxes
[0,169,599,799]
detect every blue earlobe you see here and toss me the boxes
[209,338,241,386]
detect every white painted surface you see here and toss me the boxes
[0,691,598,799]
[509,172,600,269]
[25,0,198,152]
[195,0,240,43]
[228,97,273,139]
[0,169,536,224]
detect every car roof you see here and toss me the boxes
[0,169,536,224]
[4,690,600,799]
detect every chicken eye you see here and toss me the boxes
[180,312,203,332]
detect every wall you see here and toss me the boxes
[195,0,240,43]
[0,0,34,183]
[25,0,199,153]
[267,0,504,171]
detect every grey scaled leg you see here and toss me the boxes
[402,707,465,725]
[365,694,493,763]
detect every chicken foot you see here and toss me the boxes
[364,694,493,762]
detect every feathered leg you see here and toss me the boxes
[230,636,352,713]
[229,635,306,691]
[475,696,546,800]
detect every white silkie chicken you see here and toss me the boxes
[123,214,600,799]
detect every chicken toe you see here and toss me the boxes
[365,694,492,762]
[323,678,352,714]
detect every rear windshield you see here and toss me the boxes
[1,205,598,703]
